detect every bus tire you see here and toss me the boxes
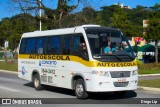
[75,79,88,99]
[33,74,43,90]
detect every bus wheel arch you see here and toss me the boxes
[32,70,39,82]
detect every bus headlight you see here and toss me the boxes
[132,70,138,76]
[92,71,109,77]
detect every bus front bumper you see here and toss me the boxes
[85,76,138,92]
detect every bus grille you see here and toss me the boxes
[113,81,129,87]
[110,71,131,78]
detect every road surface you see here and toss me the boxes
[0,71,159,106]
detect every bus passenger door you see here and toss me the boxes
[60,34,89,89]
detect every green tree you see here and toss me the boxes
[129,5,151,26]
[9,0,80,28]
[110,5,145,38]
[111,8,134,37]
[144,4,160,63]
[96,5,119,27]
[0,14,38,50]
[0,18,13,48]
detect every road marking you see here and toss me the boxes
[0,77,28,84]
[0,86,21,92]
[0,70,17,74]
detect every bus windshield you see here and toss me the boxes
[85,27,135,62]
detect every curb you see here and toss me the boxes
[138,86,160,92]
[0,69,17,74]
[138,74,160,77]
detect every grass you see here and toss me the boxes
[139,63,160,69]
[139,68,160,74]
[138,79,160,88]
[0,61,18,71]
[138,63,160,74]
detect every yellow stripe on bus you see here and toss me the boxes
[18,54,137,67]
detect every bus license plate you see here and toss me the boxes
[117,78,127,82]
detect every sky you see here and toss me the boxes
[0,0,159,21]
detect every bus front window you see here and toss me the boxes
[86,28,135,62]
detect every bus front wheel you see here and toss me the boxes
[33,74,43,90]
[75,79,88,99]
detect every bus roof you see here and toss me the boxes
[21,25,119,38]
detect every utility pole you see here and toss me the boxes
[39,0,42,31]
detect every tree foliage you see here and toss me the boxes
[144,3,160,63]
[0,14,37,50]
[0,2,159,53]
[110,7,133,36]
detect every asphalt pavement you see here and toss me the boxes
[0,71,159,98]
[0,71,160,106]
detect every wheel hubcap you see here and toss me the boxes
[34,78,39,88]
[76,84,84,96]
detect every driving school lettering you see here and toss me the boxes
[97,62,136,67]
[29,55,70,60]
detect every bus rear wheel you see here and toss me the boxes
[33,74,43,90]
[75,79,88,99]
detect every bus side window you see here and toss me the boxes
[35,37,48,54]
[71,36,80,56]
[63,36,72,55]
[47,36,61,54]
[71,34,88,59]
[19,38,26,54]
[25,38,36,54]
